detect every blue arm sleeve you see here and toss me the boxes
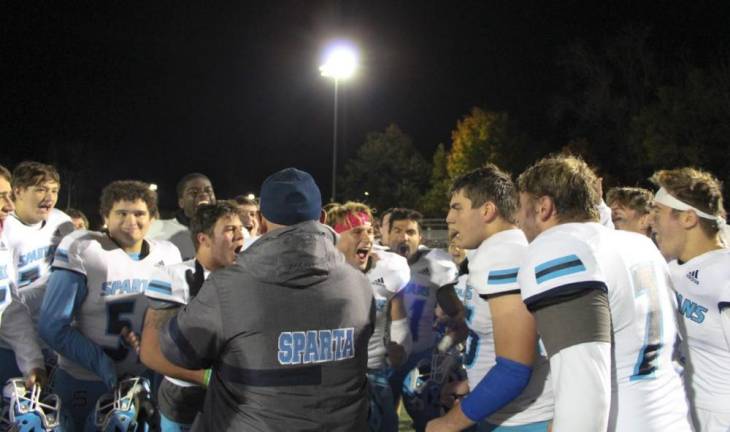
[38,269,118,390]
[460,356,532,422]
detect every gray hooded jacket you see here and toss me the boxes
[161,221,374,431]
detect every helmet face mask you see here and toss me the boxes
[93,376,152,432]
[2,378,64,431]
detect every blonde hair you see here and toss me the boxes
[517,154,600,222]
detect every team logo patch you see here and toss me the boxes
[277,328,355,365]
[535,254,586,284]
[685,270,699,285]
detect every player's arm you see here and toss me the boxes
[528,285,612,431]
[436,283,468,344]
[386,293,411,367]
[38,269,118,389]
[434,293,537,431]
[0,285,46,386]
[160,277,224,370]
[140,306,206,385]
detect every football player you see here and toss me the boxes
[650,167,730,431]
[385,208,462,431]
[428,165,553,431]
[140,201,245,431]
[515,155,691,431]
[606,187,653,236]
[147,173,217,259]
[0,164,46,387]
[39,180,182,430]
[327,202,411,432]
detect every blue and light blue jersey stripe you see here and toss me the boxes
[535,254,586,284]
[487,267,520,285]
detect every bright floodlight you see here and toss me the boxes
[149,183,158,192]
[320,43,358,80]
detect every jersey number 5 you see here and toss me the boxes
[104,299,136,361]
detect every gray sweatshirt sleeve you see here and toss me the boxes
[0,284,45,375]
[160,278,224,370]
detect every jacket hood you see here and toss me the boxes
[239,220,343,288]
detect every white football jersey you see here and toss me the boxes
[53,230,182,381]
[0,234,45,374]
[519,223,691,431]
[147,218,195,260]
[365,249,410,370]
[669,249,730,420]
[403,248,458,354]
[459,229,553,426]
[3,209,74,319]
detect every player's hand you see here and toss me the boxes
[434,315,469,346]
[440,379,469,408]
[25,368,48,389]
[426,416,457,432]
[121,326,140,355]
[185,262,205,297]
[385,341,406,368]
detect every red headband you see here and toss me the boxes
[333,211,372,234]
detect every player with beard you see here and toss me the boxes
[429,165,553,432]
[140,201,245,431]
[650,167,730,431]
[0,164,47,387]
[515,155,691,431]
[327,202,411,432]
[39,180,182,430]
[148,173,220,259]
[385,208,462,431]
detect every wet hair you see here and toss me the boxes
[0,164,11,183]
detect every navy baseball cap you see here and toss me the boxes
[259,168,322,226]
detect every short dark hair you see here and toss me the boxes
[388,208,423,234]
[449,164,518,223]
[65,208,89,228]
[0,164,11,183]
[190,201,240,249]
[12,161,60,190]
[233,195,258,207]
[100,180,158,219]
[380,207,395,225]
[606,187,653,215]
[176,173,211,199]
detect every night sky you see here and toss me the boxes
[3,1,729,217]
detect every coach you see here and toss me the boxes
[159,167,374,431]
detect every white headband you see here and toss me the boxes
[654,187,726,228]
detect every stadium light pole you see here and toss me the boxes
[320,42,358,202]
